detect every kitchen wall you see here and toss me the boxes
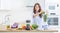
[0,0,30,24]
[0,0,45,25]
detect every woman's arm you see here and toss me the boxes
[33,10,44,17]
[38,10,44,14]
[33,13,39,17]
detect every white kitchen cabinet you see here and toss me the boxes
[25,0,45,10]
[0,0,12,24]
[45,0,59,15]
[45,0,59,30]
[0,0,11,11]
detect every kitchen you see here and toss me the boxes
[0,0,60,33]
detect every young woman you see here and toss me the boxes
[33,3,44,30]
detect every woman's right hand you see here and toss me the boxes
[33,13,39,17]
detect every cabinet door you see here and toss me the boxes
[45,0,59,30]
[0,0,1,8]
[1,0,11,10]
[25,0,45,10]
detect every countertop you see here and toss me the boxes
[0,24,58,32]
[0,29,58,32]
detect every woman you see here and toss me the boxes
[33,3,44,30]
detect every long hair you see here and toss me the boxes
[33,3,42,18]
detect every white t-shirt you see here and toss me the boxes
[33,13,43,30]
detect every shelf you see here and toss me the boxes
[0,9,11,11]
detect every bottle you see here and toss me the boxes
[26,20,30,30]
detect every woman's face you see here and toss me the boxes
[35,5,39,12]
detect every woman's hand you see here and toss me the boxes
[33,13,39,17]
[39,10,48,15]
[39,10,44,14]
[33,11,43,17]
